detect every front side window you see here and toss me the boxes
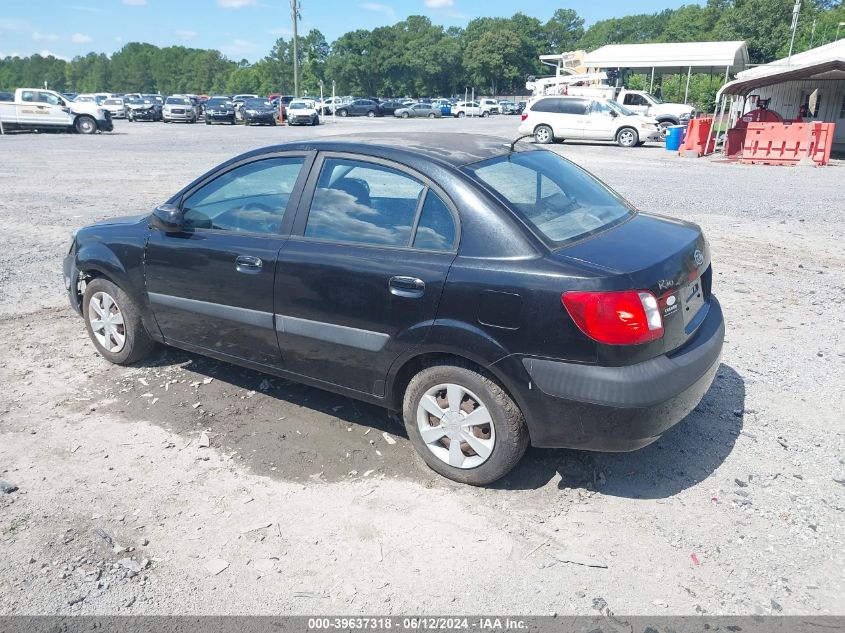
[182,157,304,235]
[465,151,633,246]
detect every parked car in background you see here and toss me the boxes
[0,91,14,102]
[204,96,236,125]
[277,95,295,117]
[0,88,112,134]
[377,100,404,116]
[285,99,320,126]
[394,103,442,119]
[63,133,723,486]
[242,98,277,126]
[74,93,109,106]
[479,98,500,115]
[517,100,527,113]
[335,99,380,117]
[431,98,452,116]
[101,97,127,119]
[61,92,78,102]
[452,101,486,118]
[498,100,520,115]
[126,96,162,122]
[163,96,197,124]
[519,96,660,147]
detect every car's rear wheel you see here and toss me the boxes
[457,111,465,118]
[481,111,489,118]
[617,127,639,147]
[83,278,154,365]
[533,124,554,144]
[367,110,376,118]
[403,363,528,486]
[401,112,410,119]
[75,116,97,134]
[428,113,436,118]
[338,109,348,117]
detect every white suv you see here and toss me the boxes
[519,96,660,147]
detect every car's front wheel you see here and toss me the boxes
[367,110,376,118]
[533,124,554,144]
[617,127,639,147]
[82,278,154,365]
[403,362,529,486]
[75,116,97,134]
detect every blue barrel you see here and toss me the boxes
[665,125,687,151]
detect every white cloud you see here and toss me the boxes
[71,5,102,12]
[221,38,258,56]
[71,33,92,44]
[122,0,147,5]
[175,29,198,40]
[38,49,69,61]
[217,0,257,7]
[268,27,292,36]
[360,2,395,18]
[32,31,60,42]
[424,0,453,7]
[0,51,22,59]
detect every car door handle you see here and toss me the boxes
[389,276,425,298]
[235,255,263,273]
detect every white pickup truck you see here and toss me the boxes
[0,88,113,134]
[614,89,695,138]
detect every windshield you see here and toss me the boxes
[607,100,636,116]
[166,97,190,105]
[643,92,663,104]
[289,102,309,110]
[245,99,271,108]
[465,151,633,245]
[104,99,122,105]
[207,98,232,107]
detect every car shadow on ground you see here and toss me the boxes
[494,363,745,498]
[120,350,742,494]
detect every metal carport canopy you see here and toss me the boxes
[717,39,845,98]
[582,41,749,74]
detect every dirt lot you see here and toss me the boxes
[0,117,843,616]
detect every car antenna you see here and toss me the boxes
[506,134,534,153]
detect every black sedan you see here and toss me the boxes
[204,97,236,125]
[241,98,277,126]
[63,133,724,486]
[335,99,380,117]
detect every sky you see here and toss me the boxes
[0,0,692,62]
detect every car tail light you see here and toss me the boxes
[521,113,528,121]
[562,290,663,345]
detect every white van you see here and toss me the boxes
[519,95,660,147]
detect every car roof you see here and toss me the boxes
[240,133,533,168]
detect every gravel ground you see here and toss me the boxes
[0,116,843,616]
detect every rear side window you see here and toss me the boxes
[182,157,304,234]
[530,98,559,113]
[304,158,457,250]
[465,151,633,246]
[558,98,589,114]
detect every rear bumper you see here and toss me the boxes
[503,297,724,450]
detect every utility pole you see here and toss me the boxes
[809,19,816,48]
[787,0,801,65]
[290,0,300,97]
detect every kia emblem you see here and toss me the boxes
[693,249,704,267]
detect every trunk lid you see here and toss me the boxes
[556,212,712,357]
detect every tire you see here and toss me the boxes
[271,118,277,126]
[481,111,489,118]
[367,110,376,118]
[533,124,554,144]
[658,120,676,141]
[82,278,154,366]
[313,117,320,126]
[616,127,639,148]
[428,113,436,118]
[206,119,211,125]
[164,119,171,124]
[457,111,465,118]
[75,116,97,135]
[402,362,529,486]
[401,112,410,119]
[127,112,134,122]
[338,109,348,117]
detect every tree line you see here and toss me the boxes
[1,0,842,105]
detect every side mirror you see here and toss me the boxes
[610,110,619,117]
[150,203,184,233]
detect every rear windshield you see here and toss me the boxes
[464,150,634,245]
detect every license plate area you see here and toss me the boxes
[681,280,705,327]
